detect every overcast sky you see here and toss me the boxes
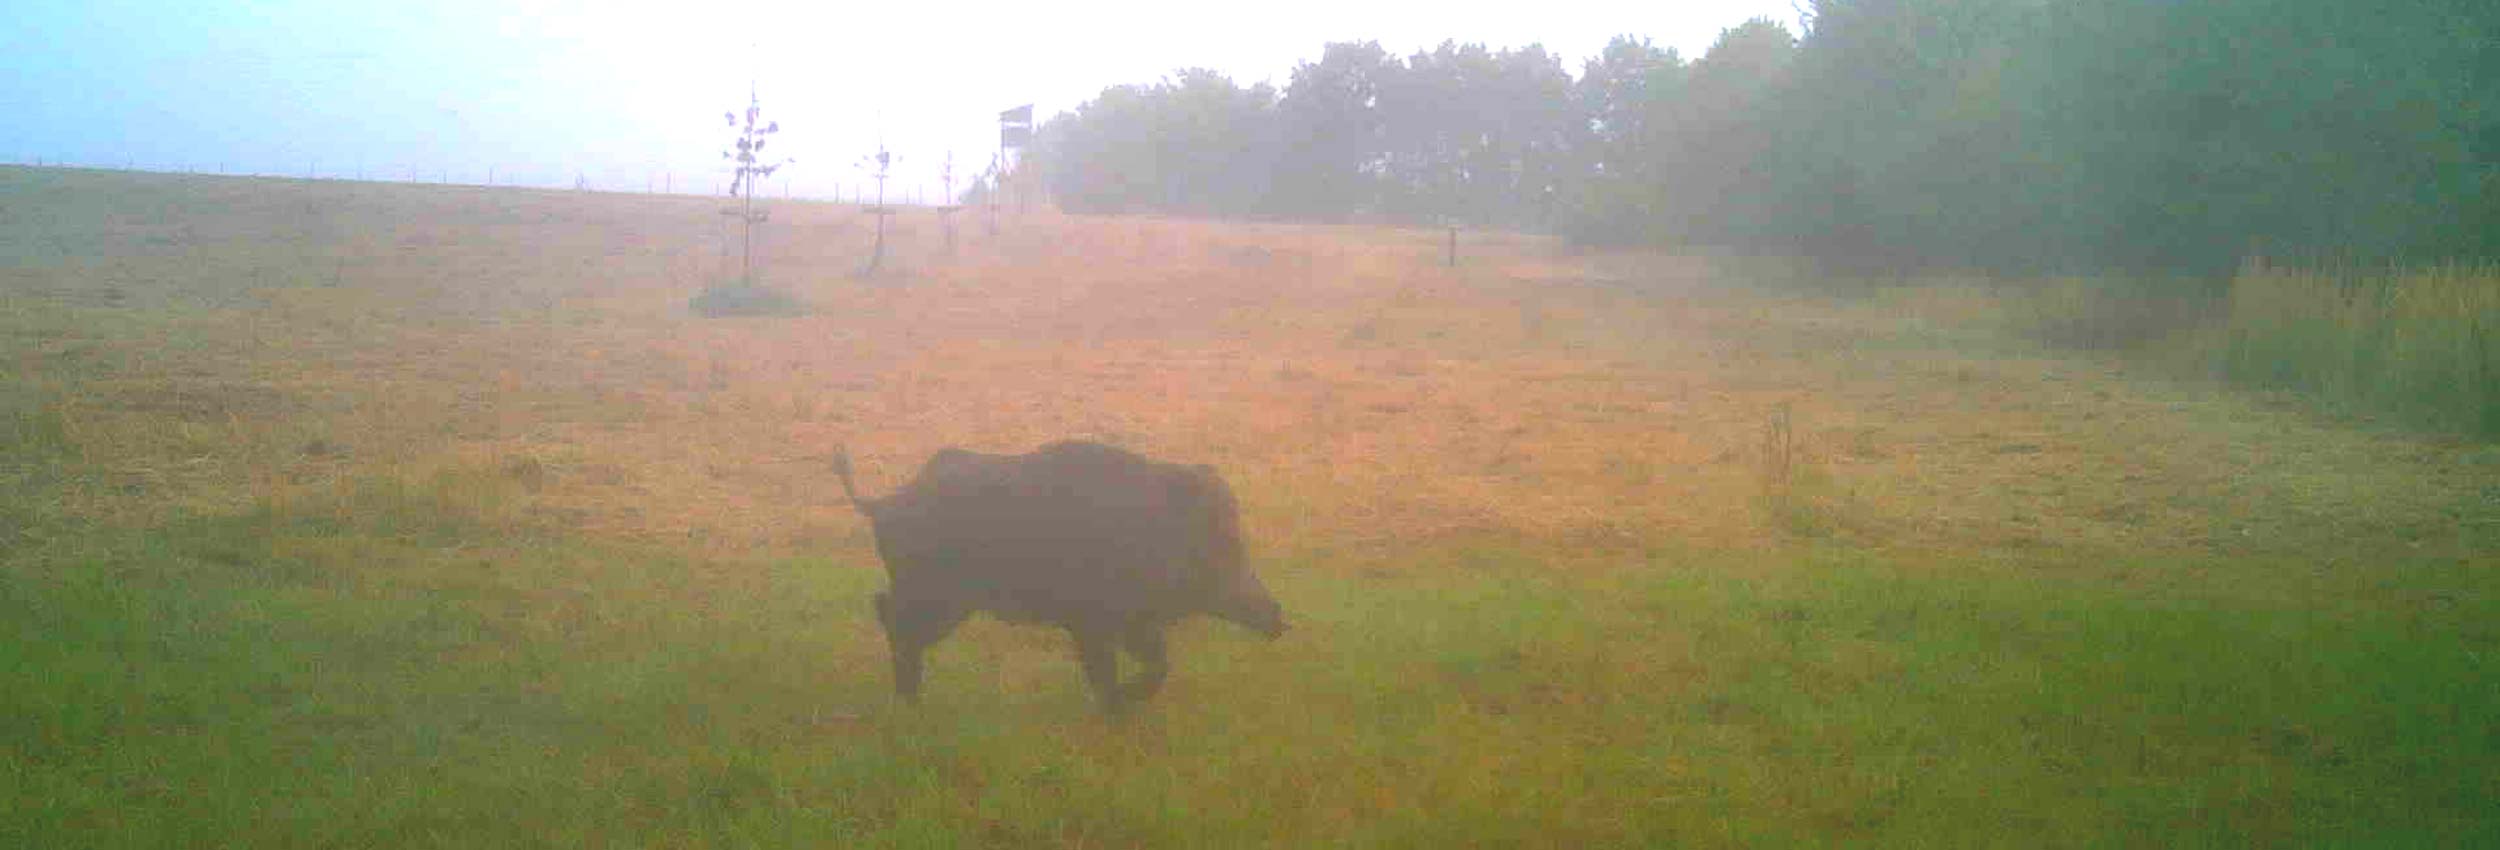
[4,0,1799,202]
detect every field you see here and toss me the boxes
[5,166,2496,846]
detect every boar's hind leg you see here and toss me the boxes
[881,595,968,702]
[1119,621,1169,704]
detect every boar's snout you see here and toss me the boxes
[1218,573,1288,639]
[1235,598,1287,639]
[1252,604,1289,639]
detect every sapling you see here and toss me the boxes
[693,86,804,316]
[722,87,793,284]
[857,143,896,275]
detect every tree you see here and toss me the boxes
[2014,0,2498,270]
[1035,71,1279,216]
[1561,36,1684,245]
[993,7,2499,271]
[1672,19,1797,248]
[1774,0,2046,270]
[1761,0,2498,273]
[1372,42,1582,228]
[692,86,802,317]
[720,86,791,282]
[1275,41,1398,218]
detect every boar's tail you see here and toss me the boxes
[830,445,870,513]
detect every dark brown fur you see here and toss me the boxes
[834,440,1285,713]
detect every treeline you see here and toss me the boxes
[1028,0,2497,273]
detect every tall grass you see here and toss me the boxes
[2220,262,2500,437]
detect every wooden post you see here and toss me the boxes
[861,205,896,276]
[940,154,959,255]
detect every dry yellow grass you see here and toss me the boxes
[10,170,2490,578]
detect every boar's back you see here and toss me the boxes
[868,441,1229,621]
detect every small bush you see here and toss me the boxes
[690,281,806,318]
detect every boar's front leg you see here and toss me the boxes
[1071,623,1127,714]
[1120,619,1169,704]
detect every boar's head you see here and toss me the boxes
[1174,463,1286,638]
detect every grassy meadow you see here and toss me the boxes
[5,165,2496,847]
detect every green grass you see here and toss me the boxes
[7,507,2494,847]
[5,168,2496,846]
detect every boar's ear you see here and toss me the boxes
[1169,464,1239,526]
[1164,467,1204,503]
[1168,465,1229,512]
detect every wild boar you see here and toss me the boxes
[832,440,1286,713]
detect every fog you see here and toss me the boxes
[3,0,1794,201]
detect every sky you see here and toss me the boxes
[3,0,1800,202]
